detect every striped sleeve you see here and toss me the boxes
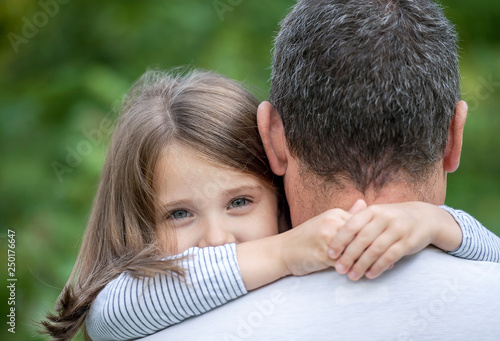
[440,205,500,263]
[86,243,247,341]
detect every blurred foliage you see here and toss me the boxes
[0,1,498,340]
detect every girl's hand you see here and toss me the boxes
[237,207,353,290]
[328,201,461,281]
[280,208,352,276]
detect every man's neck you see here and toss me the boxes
[287,176,446,227]
[335,181,439,210]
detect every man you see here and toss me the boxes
[145,0,500,339]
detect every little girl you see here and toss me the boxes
[42,70,500,341]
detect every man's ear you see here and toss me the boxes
[257,101,288,176]
[443,100,468,173]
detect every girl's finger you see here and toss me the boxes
[328,208,374,260]
[348,199,367,214]
[346,231,400,280]
[333,217,388,275]
[365,244,406,279]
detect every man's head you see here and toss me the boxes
[258,0,468,225]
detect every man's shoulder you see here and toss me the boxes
[258,247,500,304]
[144,248,500,340]
[270,246,500,287]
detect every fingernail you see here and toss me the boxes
[336,264,346,274]
[328,249,337,259]
[348,270,359,281]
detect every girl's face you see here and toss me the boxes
[155,145,279,254]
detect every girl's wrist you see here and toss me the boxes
[432,208,462,251]
[236,234,290,291]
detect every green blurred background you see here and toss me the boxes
[0,0,498,340]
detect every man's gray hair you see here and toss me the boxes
[270,0,460,192]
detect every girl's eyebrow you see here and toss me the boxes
[161,185,263,209]
[161,199,194,210]
[222,184,263,197]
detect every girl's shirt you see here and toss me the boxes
[86,207,500,341]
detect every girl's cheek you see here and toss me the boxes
[155,224,179,254]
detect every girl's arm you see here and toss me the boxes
[86,244,247,341]
[86,208,350,341]
[440,205,500,262]
[328,202,500,281]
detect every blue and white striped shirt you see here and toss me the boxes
[86,207,500,341]
[441,206,500,262]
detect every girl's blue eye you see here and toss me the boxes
[169,210,191,220]
[229,197,250,208]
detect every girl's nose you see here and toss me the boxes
[198,219,236,248]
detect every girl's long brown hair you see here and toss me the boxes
[41,70,284,340]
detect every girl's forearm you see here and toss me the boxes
[236,234,290,290]
[432,207,463,252]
